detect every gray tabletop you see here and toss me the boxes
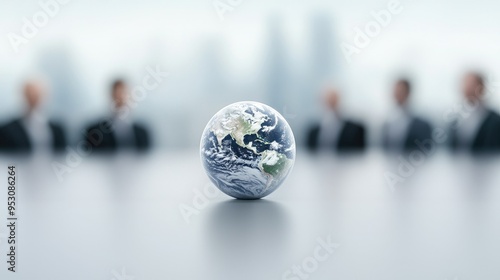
[0,150,499,280]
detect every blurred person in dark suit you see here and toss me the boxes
[449,72,500,152]
[84,79,150,152]
[0,79,66,153]
[382,79,432,152]
[307,87,366,152]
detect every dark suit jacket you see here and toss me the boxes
[0,118,66,152]
[449,109,500,152]
[382,117,432,151]
[84,119,150,152]
[307,120,366,152]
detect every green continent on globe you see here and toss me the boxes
[210,107,291,176]
[259,150,292,177]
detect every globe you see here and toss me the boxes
[200,101,296,199]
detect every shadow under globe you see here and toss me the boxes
[203,200,291,279]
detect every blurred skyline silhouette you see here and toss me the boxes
[1,0,500,149]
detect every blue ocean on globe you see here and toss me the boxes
[200,101,296,199]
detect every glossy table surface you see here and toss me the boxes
[0,150,499,280]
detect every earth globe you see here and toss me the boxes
[200,101,296,199]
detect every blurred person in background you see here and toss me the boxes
[307,87,366,152]
[382,79,432,152]
[449,72,500,152]
[84,79,150,152]
[0,79,66,153]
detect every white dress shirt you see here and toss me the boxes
[455,103,488,148]
[384,107,412,150]
[111,114,135,147]
[318,111,343,149]
[22,110,52,152]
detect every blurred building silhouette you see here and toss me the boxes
[265,17,289,112]
[36,47,88,144]
[301,14,343,145]
[308,14,339,85]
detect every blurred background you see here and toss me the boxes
[2,1,500,280]
[2,0,500,148]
